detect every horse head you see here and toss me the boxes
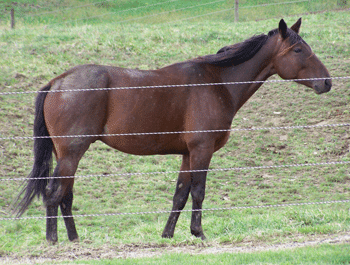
[273,18,332,94]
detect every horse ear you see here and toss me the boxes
[279,19,288,39]
[290,17,302,34]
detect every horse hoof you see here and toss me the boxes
[191,229,206,240]
[194,233,206,240]
[161,232,174,238]
[69,236,79,242]
[70,238,79,243]
[46,238,58,245]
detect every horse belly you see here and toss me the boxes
[101,133,188,155]
[100,86,190,155]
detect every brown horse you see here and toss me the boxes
[15,18,331,242]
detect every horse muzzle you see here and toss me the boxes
[313,78,332,94]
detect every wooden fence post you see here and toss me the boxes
[235,0,239,22]
[11,9,15,29]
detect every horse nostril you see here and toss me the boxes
[325,79,332,89]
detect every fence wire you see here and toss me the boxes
[7,0,307,25]
[1,76,349,96]
[1,123,349,141]
[114,0,225,24]
[15,0,224,27]
[21,0,179,18]
[17,0,307,19]
[1,199,349,221]
[1,160,349,182]
[167,0,309,23]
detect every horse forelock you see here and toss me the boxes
[286,28,306,46]
[272,27,310,57]
[268,27,304,44]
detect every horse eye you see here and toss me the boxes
[294,48,302,53]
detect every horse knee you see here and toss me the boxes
[191,186,205,203]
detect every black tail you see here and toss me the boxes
[14,84,53,216]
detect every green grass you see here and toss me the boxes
[1,0,349,27]
[71,244,350,264]
[0,0,349,263]
[3,243,350,264]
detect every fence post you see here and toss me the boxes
[11,9,15,29]
[235,0,239,22]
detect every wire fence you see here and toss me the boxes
[2,0,349,28]
[1,199,349,221]
[0,0,349,243]
[109,0,227,24]
[1,122,350,141]
[19,0,180,18]
[166,0,308,24]
[1,160,349,182]
[1,76,349,96]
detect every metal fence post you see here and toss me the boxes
[235,0,239,22]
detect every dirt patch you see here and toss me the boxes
[1,233,349,264]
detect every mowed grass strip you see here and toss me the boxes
[68,243,350,265]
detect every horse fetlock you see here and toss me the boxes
[162,214,179,238]
[161,230,174,238]
[190,226,206,240]
[68,234,79,242]
[46,234,58,244]
[190,212,203,235]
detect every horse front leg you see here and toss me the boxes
[162,154,191,238]
[189,145,213,240]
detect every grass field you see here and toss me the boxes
[1,0,350,27]
[58,244,350,265]
[0,0,350,263]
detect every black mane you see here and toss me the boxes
[196,28,303,67]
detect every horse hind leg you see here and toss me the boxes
[60,186,78,241]
[45,163,60,243]
[45,155,81,243]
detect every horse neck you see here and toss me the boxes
[219,36,280,112]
